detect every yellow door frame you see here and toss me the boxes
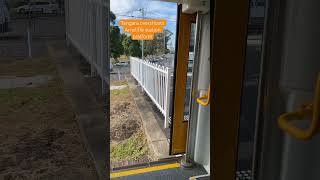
[170,5,196,155]
[211,0,250,179]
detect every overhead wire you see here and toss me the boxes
[114,14,176,22]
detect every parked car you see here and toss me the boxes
[149,59,159,63]
[116,62,129,66]
[16,1,59,14]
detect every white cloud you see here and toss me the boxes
[111,0,177,21]
[111,0,178,45]
[111,0,140,14]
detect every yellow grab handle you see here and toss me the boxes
[278,73,320,140]
[197,85,210,106]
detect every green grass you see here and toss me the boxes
[0,88,50,107]
[110,80,129,96]
[0,56,61,109]
[111,80,128,86]
[110,87,130,96]
[0,81,60,105]
[110,131,149,163]
[0,81,77,129]
[0,79,72,119]
[0,57,56,77]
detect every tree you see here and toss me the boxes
[129,40,142,58]
[122,35,131,56]
[110,11,116,25]
[122,35,141,58]
[109,11,124,59]
[142,29,174,56]
[164,29,173,53]
[110,26,123,59]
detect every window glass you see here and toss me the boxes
[236,0,266,179]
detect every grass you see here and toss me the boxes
[0,87,51,108]
[111,80,128,86]
[0,78,75,125]
[0,56,98,178]
[110,131,149,163]
[110,80,130,96]
[0,57,56,77]
[0,79,62,106]
[110,79,150,163]
[0,56,65,119]
[0,56,74,126]
[110,87,130,96]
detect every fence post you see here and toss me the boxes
[164,67,172,128]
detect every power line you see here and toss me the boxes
[112,9,140,14]
[144,11,176,22]
[115,14,176,22]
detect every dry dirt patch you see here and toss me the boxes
[110,80,150,163]
[0,57,97,179]
[110,102,139,141]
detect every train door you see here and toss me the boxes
[211,0,266,179]
[169,5,196,155]
[211,0,320,179]
[253,0,320,180]
[210,0,252,179]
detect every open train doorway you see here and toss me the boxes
[109,0,180,170]
[110,0,211,178]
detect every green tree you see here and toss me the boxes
[122,35,131,56]
[122,35,141,58]
[109,11,123,59]
[164,29,173,53]
[144,39,156,56]
[110,26,124,59]
[130,40,142,58]
[143,29,174,56]
[110,11,116,25]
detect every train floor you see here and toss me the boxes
[110,159,208,180]
[110,159,252,180]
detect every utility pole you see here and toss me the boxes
[163,30,166,55]
[139,8,144,60]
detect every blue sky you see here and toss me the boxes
[111,0,177,50]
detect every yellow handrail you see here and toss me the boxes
[196,85,210,106]
[278,73,320,140]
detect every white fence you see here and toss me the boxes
[130,57,172,128]
[64,0,108,94]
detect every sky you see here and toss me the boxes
[111,0,177,50]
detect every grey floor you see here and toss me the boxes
[114,166,207,180]
[113,164,251,180]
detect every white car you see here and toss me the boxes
[116,62,129,66]
[16,1,59,14]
